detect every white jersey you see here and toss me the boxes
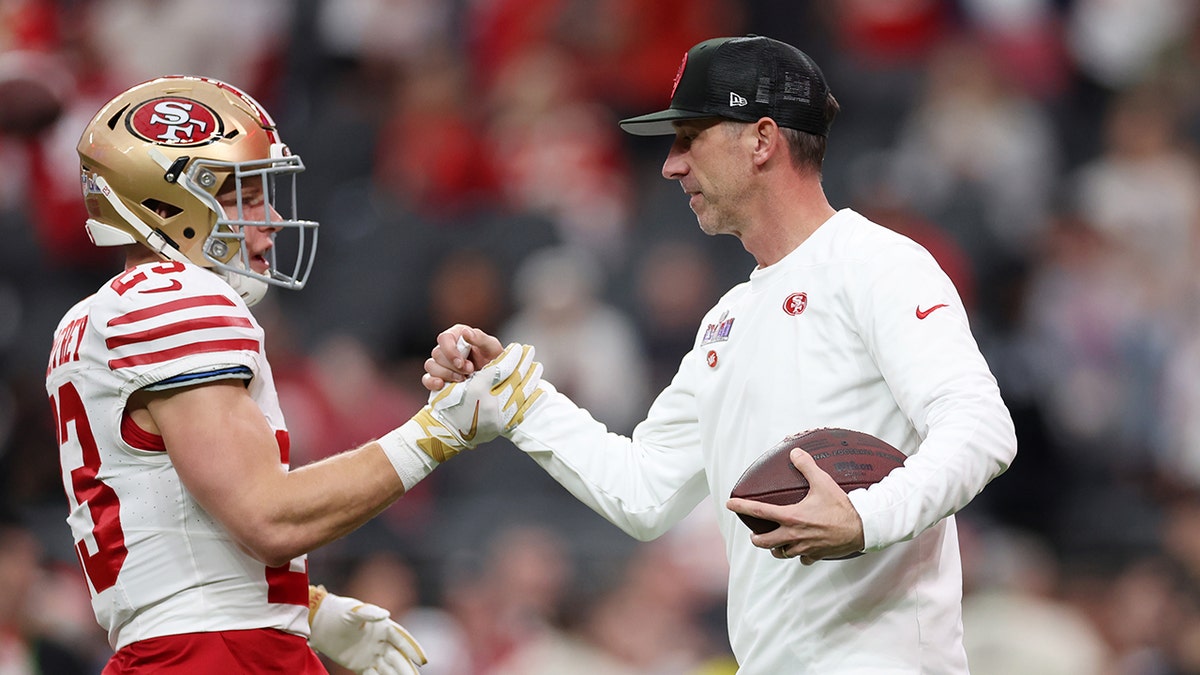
[45,260,309,651]
[511,209,1017,674]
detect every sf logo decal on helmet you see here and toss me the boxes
[126,97,224,146]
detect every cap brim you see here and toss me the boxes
[618,108,714,136]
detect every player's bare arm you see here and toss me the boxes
[726,448,866,565]
[133,381,404,567]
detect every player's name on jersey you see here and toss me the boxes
[48,315,89,375]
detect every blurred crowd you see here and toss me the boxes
[4,0,1200,673]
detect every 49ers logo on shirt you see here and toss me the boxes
[127,96,223,146]
[783,292,808,316]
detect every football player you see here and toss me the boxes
[47,75,538,674]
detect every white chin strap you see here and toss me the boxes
[218,262,270,307]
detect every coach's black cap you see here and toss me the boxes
[619,35,831,137]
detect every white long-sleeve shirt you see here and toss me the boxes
[510,209,1016,674]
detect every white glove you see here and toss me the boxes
[427,342,544,443]
[309,586,427,675]
[377,343,544,489]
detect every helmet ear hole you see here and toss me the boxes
[142,199,182,218]
[183,227,196,239]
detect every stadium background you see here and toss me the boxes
[3,0,1200,672]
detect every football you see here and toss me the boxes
[730,428,907,539]
[0,53,68,138]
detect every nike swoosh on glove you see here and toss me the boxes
[309,586,427,675]
[413,342,545,461]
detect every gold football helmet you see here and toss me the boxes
[77,75,317,305]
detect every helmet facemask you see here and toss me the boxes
[181,153,318,299]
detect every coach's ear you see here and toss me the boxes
[749,117,783,168]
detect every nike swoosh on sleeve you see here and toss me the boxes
[915,303,949,320]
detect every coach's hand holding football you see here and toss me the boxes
[726,447,866,565]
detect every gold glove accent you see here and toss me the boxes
[308,584,328,627]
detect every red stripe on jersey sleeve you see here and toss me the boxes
[105,315,255,350]
[108,294,238,326]
[109,339,261,369]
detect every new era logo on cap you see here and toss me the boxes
[618,35,831,137]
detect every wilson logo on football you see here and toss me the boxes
[127,97,223,146]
